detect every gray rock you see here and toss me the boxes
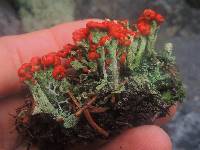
[0,0,22,36]
[164,35,200,150]
[166,105,200,150]
[16,0,75,32]
[74,0,151,20]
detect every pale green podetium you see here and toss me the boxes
[28,69,78,128]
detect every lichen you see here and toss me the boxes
[16,9,185,149]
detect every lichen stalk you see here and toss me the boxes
[108,40,119,90]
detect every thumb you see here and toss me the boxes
[101,125,172,150]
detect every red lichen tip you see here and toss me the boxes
[137,21,151,36]
[120,52,127,64]
[99,35,111,46]
[155,13,165,24]
[86,21,108,30]
[143,9,157,20]
[88,51,100,60]
[41,53,61,67]
[52,65,66,80]
[18,63,33,81]
[72,28,88,43]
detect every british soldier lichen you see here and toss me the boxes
[16,9,185,148]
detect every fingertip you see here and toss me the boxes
[101,125,172,150]
[0,95,25,150]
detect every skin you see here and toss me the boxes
[0,19,177,150]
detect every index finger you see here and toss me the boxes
[0,19,93,97]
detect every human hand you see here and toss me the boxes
[0,19,177,150]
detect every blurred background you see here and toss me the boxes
[0,0,200,149]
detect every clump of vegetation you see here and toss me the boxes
[16,9,185,150]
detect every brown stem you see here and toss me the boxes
[67,90,81,108]
[83,109,109,137]
[75,96,97,117]
[67,91,109,137]
[88,106,109,113]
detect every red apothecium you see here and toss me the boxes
[52,65,66,80]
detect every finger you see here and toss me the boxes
[49,19,101,47]
[101,125,172,150]
[154,103,178,126]
[0,19,96,97]
[0,95,25,150]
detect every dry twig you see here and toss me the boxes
[67,90,109,137]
